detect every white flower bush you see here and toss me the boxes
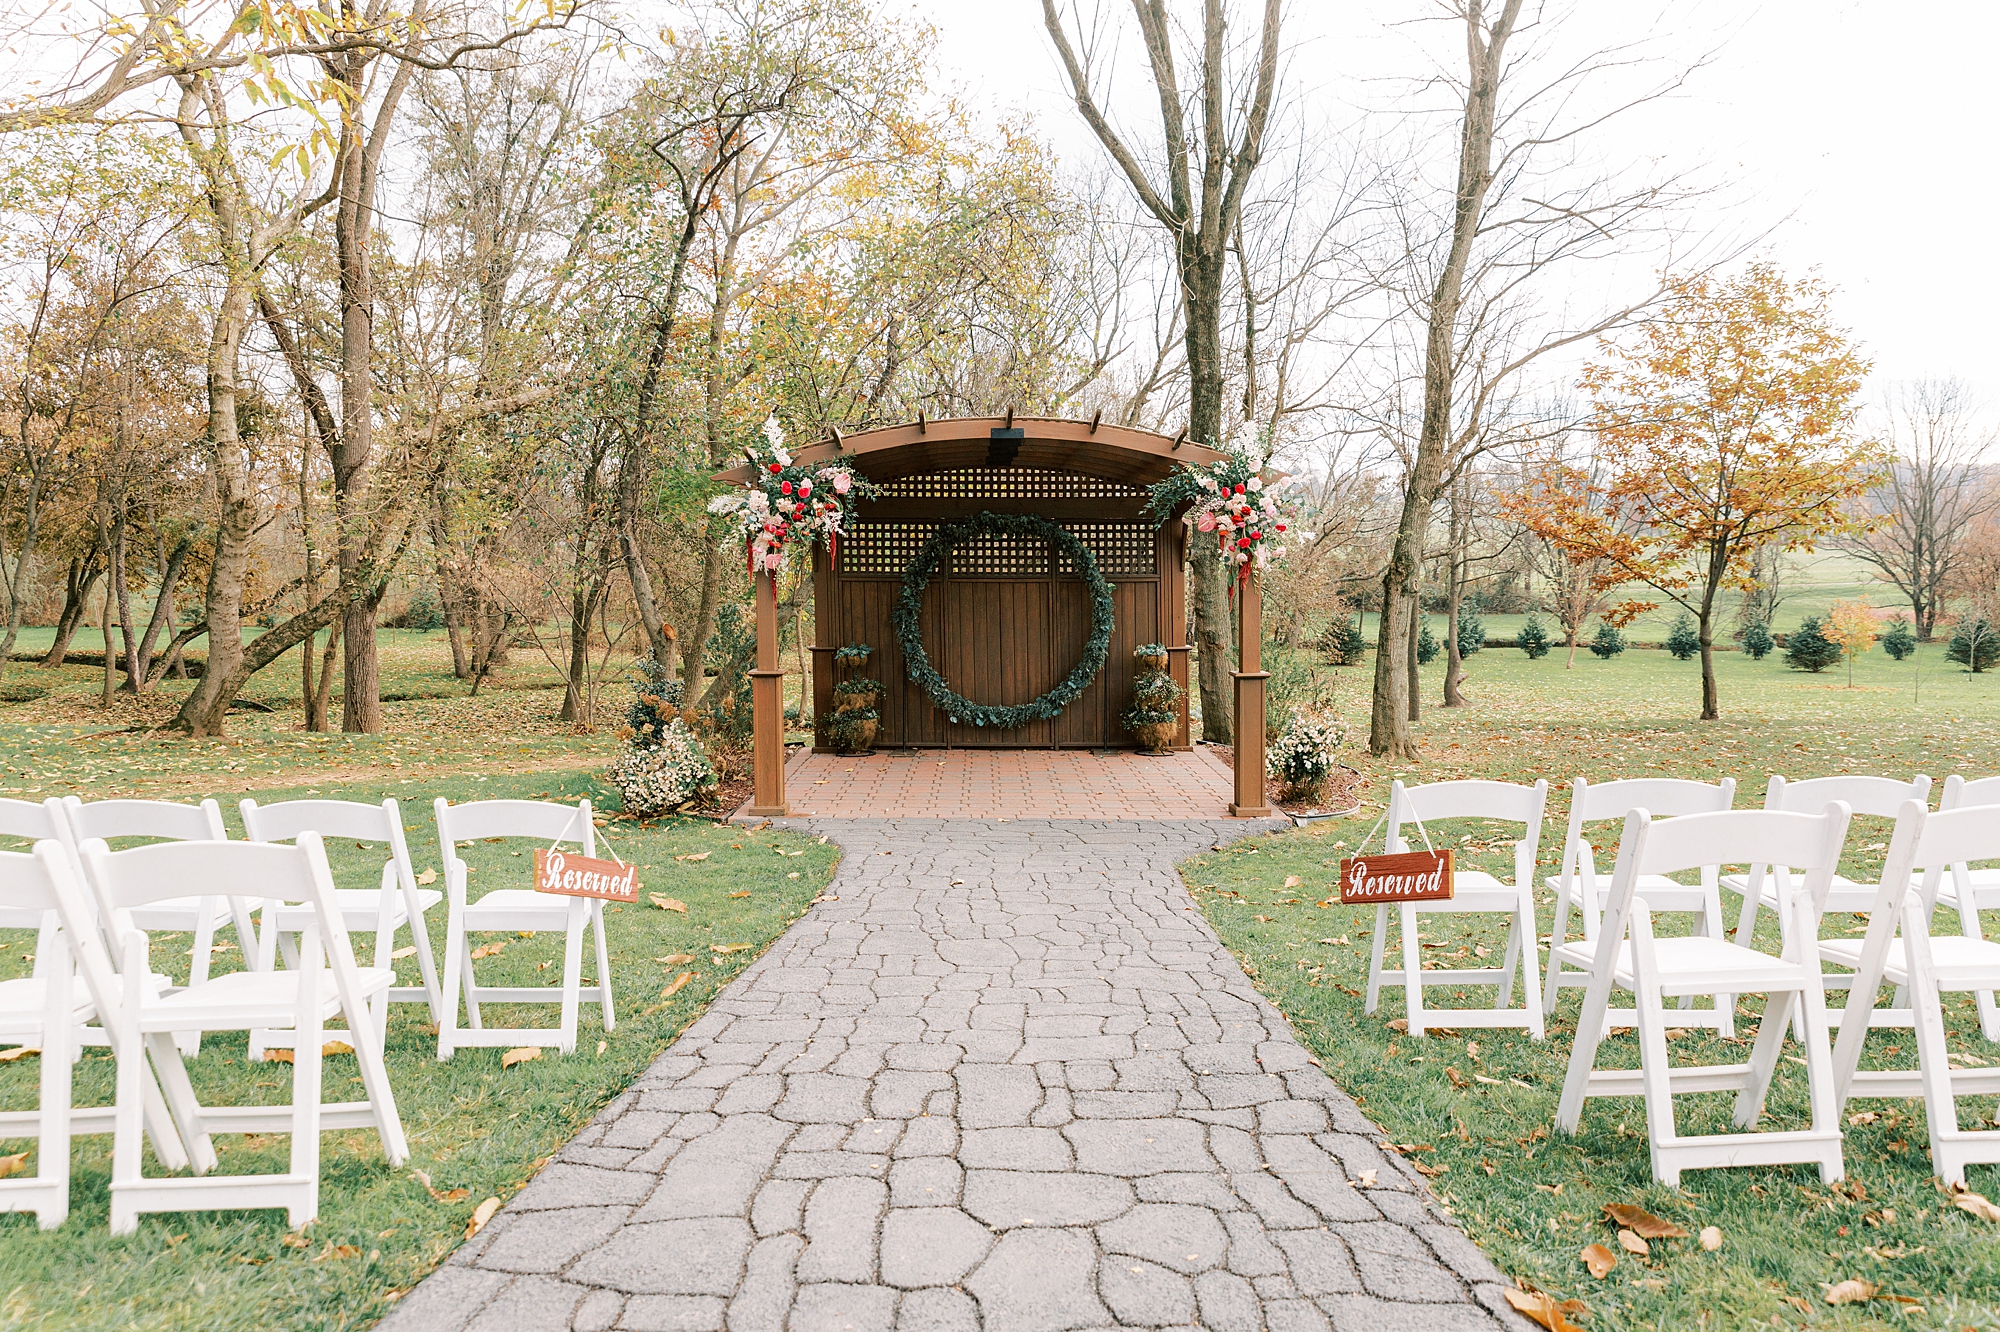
[608,719,717,817]
[1268,708,1346,797]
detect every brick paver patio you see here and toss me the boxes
[763,748,1238,821]
[384,818,1529,1332]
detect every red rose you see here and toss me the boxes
[781,481,793,495]
[1250,530,1261,541]
[768,462,781,474]
[1237,537,1251,549]
[1276,523,1286,532]
[1233,483,1245,495]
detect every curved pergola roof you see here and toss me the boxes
[712,415,1226,488]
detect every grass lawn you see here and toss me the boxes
[0,634,838,1330]
[1196,645,2000,1331]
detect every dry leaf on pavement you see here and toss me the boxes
[501,1047,541,1070]
[1824,1278,1879,1305]
[649,895,687,914]
[1580,1243,1617,1278]
[1603,1203,1688,1238]
[1354,1169,1378,1188]
[466,1197,501,1238]
[1699,1225,1723,1251]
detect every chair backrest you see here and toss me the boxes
[0,797,75,851]
[1763,774,1929,819]
[1572,777,1736,823]
[1386,779,1547,881]
[10,840,121,1012]
[0,842,64,915]
[242,797,400,847]
[63,797,226,845]
[1938,775,2000,811]
[434,798,595,857]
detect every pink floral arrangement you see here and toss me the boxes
[708,418,879,577]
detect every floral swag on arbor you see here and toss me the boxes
[708,419,882,575]
[1144,445,1306,597]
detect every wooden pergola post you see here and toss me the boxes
[1229,570,1272,817]
[746,569,789,817]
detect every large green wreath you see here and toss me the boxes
[893,511,1115,729]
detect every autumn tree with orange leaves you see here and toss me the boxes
[1521,264,1878,720]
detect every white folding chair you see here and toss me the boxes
[0,841,89,1228]
[4,841,195,1228]
[79,834,406,1233]
[240,798,444,1057]
[435,798,615,1059]
[1364,779,1548,1039]
[1542,777,1738,1037]
[62,798,259,1056]
[1726,775,1931,1031]
[0,798,82,980]
[1914,775,2000,1040]
[1556,804,1853,1187]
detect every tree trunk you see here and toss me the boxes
[1443,589,1466,707]
[1405,592,1421,723]
[307,617,341,731]
[1564,629,1579,669]
[41,556,100,667]
[99,588,115,708]
[1697,620,1718,720]
[0,462,44,679]
[111,510,140,691]
[1367,0,1522,757]
[131,534,192,692]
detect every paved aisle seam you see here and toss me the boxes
[383,818,1531,1332]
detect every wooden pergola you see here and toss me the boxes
[715,415,1270,818]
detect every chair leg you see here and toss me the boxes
[1400,904,1425,1037]
[1704,882,1736,1039]
[438,912,463,1061]
[180,902,217,1057]
[560,903,585,1055]
[109,1006,147,1237]
[145,1031,218,1175]
[288,1009,324,1229]
[1364,905,1389,1015]
[1629,913,1682,1186]
[1734,990,1796,1129]
[591,901,616,1034]
[1795,967,1845,1184]
[1541,887,1573,1016]
[1517,898,1545,1040]
[36,967,73,1229]
[1496,917,1520,1009]
[345,991,408,1166]
[1557,936,1621,1134]
[407,899,446,1025]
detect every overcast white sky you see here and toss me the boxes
[905,0,2000,407]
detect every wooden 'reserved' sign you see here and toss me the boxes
[533,848,639,903]
[1338,849,1454,905]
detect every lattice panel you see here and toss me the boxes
[1060,523,1157,577]
[842,520,1157,578]
[840,521,938,575]
[882,468,1145,501]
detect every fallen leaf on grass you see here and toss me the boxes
[1603,1203,1688,1238]
[1411,1160,1447,1178]
[501,1047,540,1069]
[280,1231,311,1249]
[649,895,687,914]
[470,941,506,960]
[729,891,751,898]
[656,953,695,966]
[1503,1287,1586,1332]
[1580,1243,1617,1278]
[415,868,438,885]
[391,946,417,960]
[711,943,750,954]
[1617,1228,1648,1256]
[313,1244,361,1261]
[1387,1019,1409,1032]
[412,1170,469,1203]
[674,852,710,862]
[0,1046,40,1063]
[0,1149,30,1179]
[660,972,693,999]
[1283,875,1302,888]
[1445,1067,1469,1088]
[596,1040,607,1056]
[1824,1278,1878,1305]
[1699,1225,1722,1251]
[466,1197,500,1238]
[1954,1191,2000,1223]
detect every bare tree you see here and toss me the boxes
[1042,0,1283,743]
[1843,378,1996,640]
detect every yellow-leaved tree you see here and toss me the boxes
[1518,264,1880,719]
[1824,600,1877,688]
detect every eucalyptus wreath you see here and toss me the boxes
[893,511,1115,730]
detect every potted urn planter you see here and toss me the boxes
[830,674,882,755]
[1121,645,1183,755]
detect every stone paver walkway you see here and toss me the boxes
[385,820,1528,1332]
[766,749,1237,821]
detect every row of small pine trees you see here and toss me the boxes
[1318,609,1995,670]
